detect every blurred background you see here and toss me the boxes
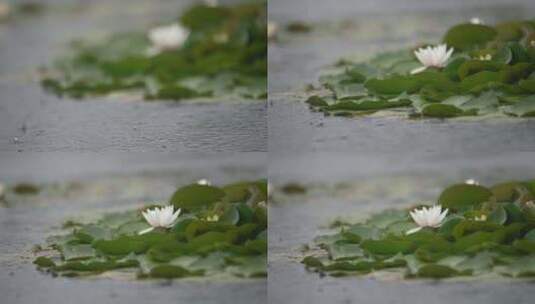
[0,0,267,152]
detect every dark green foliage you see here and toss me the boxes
[33,256,55,268]
[308,19,535,118]
[302,179,535,279]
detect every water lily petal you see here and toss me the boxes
[406,226,423,235]
[138,227,155,235]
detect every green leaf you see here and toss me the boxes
[361,239,414,255]
[491,181,527,202]
[323,260,374,273]
[170,184,225,211]
[331,83,368,100]
[488,205,507,225]
[365,75,420,95]
[518,79,535,93]
[421,103,464,118]
[524,229,535,241]
[325,99,410,111]
[452,220,501,239]
[305,95,328,107]
[226,255,267,277]
[438,184,493,210]
[460,71,503,92]
[513,239,535,253]
[503,203,525,223]
[495,21,525,41]
[328,242,365,261]
[438,216,464,237]
[219,205,240,225]
[443,23,497,51]
[450,91,500,115]
[301,256,323,268]
[61,244,96,261]
[417,264,464,278]
[502,95,535,117]
[55,259,138,272]
[457,60,504,80]
[34,257,56,268]
[498,255,535,277]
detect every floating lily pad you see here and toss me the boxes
[302,179,535,280]
[40,2,267,101]
[170,184,225,211]
[438,184,493,211]
[307,18,535,119]
[33,180,267,280]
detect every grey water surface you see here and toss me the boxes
[0,0,267,152]
[0,152,267,304]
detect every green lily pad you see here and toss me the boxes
[438,184,493,210]
[40,2,267,102]
[62,244,96,261]
[417,264,466,278]
[307,18,535,119]
[502,95,535,117]
[303,179,535,280]
[365,75,420,95]
[328,243,365,261]
[443,24,497,51]
[421,103,464,118]
[360,239,414,256]
[34,180,267,280]
[170,184,225,211]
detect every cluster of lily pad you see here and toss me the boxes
[302,179,535,279]
[34,180,267,279]
[41,1,267,101]
[306,19,535,118]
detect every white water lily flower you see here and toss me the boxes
[411,44,454,74]
[470,17,483,24]
[139,205,181,235]
[148,23,190,55]
[197,179,211,186]
[406,205,448,234]
[465,179,479,185]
